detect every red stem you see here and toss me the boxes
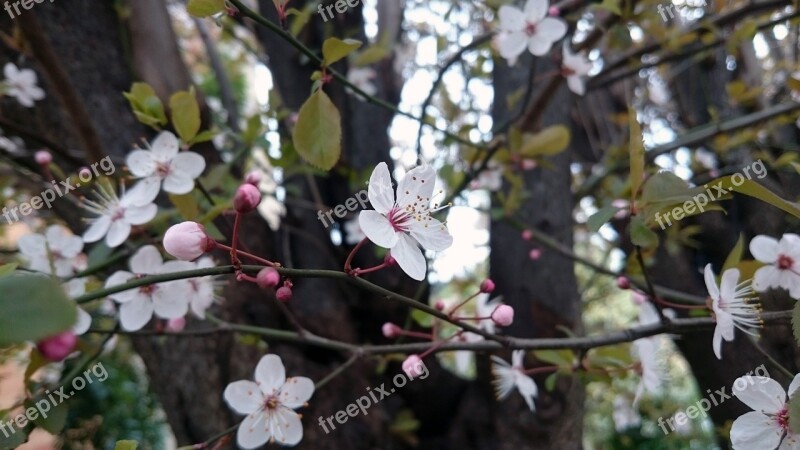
[344,238,368,273]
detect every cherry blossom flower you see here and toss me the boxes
[561,43,592,95]
[223,354,314,448]
[494,0,567,66]
[704,264,762,359]
[750,234,800,298]
[346,67,378,97]
[2,63,45,107]
[631,337,662,406]
[730,374,800,449]
[104,245,191,331]
[358,162,453,280]
[162,256,223,318]
[82,184,157,248]
[491,350,538,411]
[18,225,85,277]
[126,131,206,205]
[64,278,92,335]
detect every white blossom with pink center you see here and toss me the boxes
[82,183,157,248]
[750,234,800,299]
[730,374,800,449]
[358,162,453,280]
[494,0,567,66]
[224,354,315,448]
[704,264,762,360]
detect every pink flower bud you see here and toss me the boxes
[616,276,631,290]
[35,150,52,166]
[382,322,401,338]
[257,267,281,290]
[521,230,533,241]
[245,170,262,186]
[434,300,446,311]
[276,286,293,302]
[402,354,426,379]
[480,279,496,294]
[37,331,77,362]
[529,248,542,260]
[548,6,560,16]
[166,317,186,332]
[234,184,262,214]
[632,291,647,305]
[163,221,214,261]
[491,305,515,327]
[384,254,396,266]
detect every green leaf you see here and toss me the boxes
[30,399,68,434]
[123,83,167,129]
[292,89,342,170]
[587,206,620,232]
[629,109,645,203]
[187,0,225,17]
[533,349,575,367]
[545,372,558,391]
[0,424,26,450]
[0,273,77,346]
[0,263,17,278]
[518,125,571,157]
[722,234,745,273]
[169,89,202,143]
[716,176,800,219]
[169,193,200,220]
[322,38,363,66]
[790,384,800,434]
[114,441,140,450]
[188,129,216,146]
[792,302,800,348]
[352,45,390,66]
[410,309,434,328]
[630,216,658,249]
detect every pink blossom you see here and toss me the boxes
[37,331,77,362]
[402,355,425,379]
[234,184,262,214]
[491,305,515,327]
[163,221,214,261]
[35,150,52,165]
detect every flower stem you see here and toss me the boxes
[344,238,368,273]
[215,243,276,267]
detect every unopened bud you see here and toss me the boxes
[382,322,401,338]
[37,331,77,362]
[491,305,515,327]
[480,279,496,294]
[276,286,293,302]
[234,184,262,214]
[257,267,281,290]
[34,150,52,166]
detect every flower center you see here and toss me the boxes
[138,284,156,295]
[156,162,172,178]
[264,395,279,410]
[387,206,413,232]
[778,254,794,270]
[776,405,790,431]
[111,207,126,221]
[525,22,537,36]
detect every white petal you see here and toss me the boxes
[224,380,263,415]
[124,203,157,226]
[73,307,92,335]
[527,35,553,56]
[153,286,190,319]
[237,412,270,449]
[396,165,436,209]
[730,411,782,450]
[733,376,786,414]
[788,374,800,397]
[524,0,548,22]
[713,313,734,359]
[408,218,453,251]
[566,75,585,95]
[514,372,538,411]
[126,177,161,206]
[55,235,84,258]
[105,220,132,248]
[255,354,286,395]
[704,264,720,300]
[271,407,304,446]
[367,162,395,215]
[162,172,195,195]
[753,266,780,292]
[83,215,112,243]
[151,132,180,162]
[171,152,206,179]
[498,5,525,31]
[719,268,740,303]
[105,270,135,302]
[536,18,567,42]
[359,210,399,248]
[750,235,779,263]
[391,234,427,281]
[119,298,155,331]
[18,234,46,257]
[496,32,528,63]
[126,150,156,177]
[4,63,16,79]
[129,245,164,274]
[511,350,525,368]
[279,377,315,409]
